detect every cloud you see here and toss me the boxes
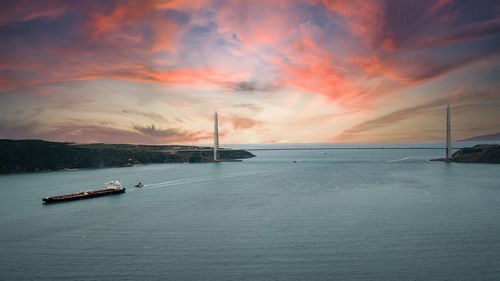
[0,117,213,144]
[133,124,187,138]
[232,81,257,91]
[0,120,40,139]
[428,0,453,13]
[320,0,500,52]
[235,103,263,112]
[355,46,500,86]
[2,0,497,102]
[133,124,213,142]
[408,50,500,84]
[0,0,66,25]
[408,18,500,50]
[100,121,116,126]
[229,80,279,92]
[122,109,167,122]
[228,116,263,130]
[1,0,499,143]
[335,86,499,141]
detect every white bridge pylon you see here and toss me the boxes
[214,111,219,161]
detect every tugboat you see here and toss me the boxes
[135,182,144,188]
[43,180,126,204]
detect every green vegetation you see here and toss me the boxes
[448,144,500,163]
[0,139,255,174]
[431,144,500,163]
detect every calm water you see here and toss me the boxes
[1,144,500,280]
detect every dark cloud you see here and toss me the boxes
[413,18,500,50]
[408,48,500,83]
[373,0,500,51]
[133,124,213,143]
[230,80,279,92]
[232,81,257,91]
[162,9,190,25]
[133,124,188,138]
[0,0,67,25]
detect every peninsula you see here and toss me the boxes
[0,139,255,174]
[431,144,500,164]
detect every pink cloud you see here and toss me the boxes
[228,116,263,131]
[1,0,499,143]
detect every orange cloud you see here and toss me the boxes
[85,0,183,53]
[227,116,263,130]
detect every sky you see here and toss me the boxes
[0,0,499,145]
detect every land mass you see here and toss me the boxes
[431,144,500,163]
[0,139,255,174]
[459,132,500,141]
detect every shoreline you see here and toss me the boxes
[430,144,500,164]
[1,159,250,175]
[0,139,255,174]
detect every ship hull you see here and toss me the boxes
[43,188,125,203]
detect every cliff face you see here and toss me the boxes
[432,144,500,163]
[0,139,255,174]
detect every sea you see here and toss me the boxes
[1,142,499,281]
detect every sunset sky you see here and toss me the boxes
[0,0,499,144]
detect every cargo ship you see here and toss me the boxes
[43,179,125,203]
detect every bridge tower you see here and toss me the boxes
[214,111,219,161]
[446,104,452,160]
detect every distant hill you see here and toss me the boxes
[459,132,500,141]
[0,139,255,174]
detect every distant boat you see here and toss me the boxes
[43,180,125,203]
[135,182,144,188]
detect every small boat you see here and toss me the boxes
[135,182,144,188]
[43,179,125,204]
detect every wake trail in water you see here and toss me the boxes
[385,156,429,163]
[146,176,214,187]
[135,168,284,190]
[126,177,213,191]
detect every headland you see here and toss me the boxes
[431,144,500,163]
[0,139,255,174]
